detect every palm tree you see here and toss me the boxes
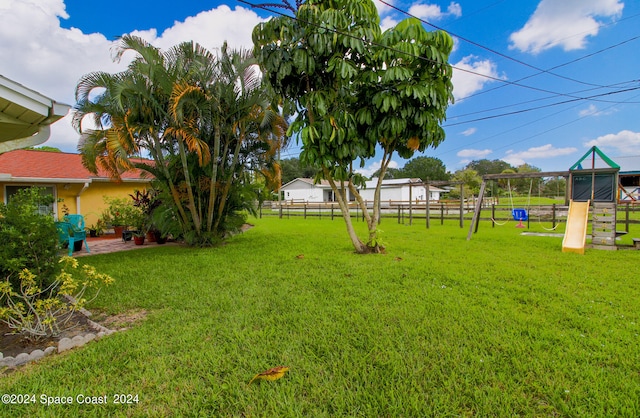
[73,36,287,245]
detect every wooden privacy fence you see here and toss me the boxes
[258,200,640,231]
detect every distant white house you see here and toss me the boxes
[280,178,332,202]
[280,178,446,203]
[616,155,640,202]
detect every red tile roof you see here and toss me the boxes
[0,150,151,181]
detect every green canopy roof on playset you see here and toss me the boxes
[569,146,620,171]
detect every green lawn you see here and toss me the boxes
[1,217,639,416]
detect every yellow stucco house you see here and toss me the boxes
[0,149,152,228]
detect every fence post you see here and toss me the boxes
[304,204,307,219]
[331,205,334,220]
[440,203,444,225]
[426,201,430,229]
[409,200,413,226]
[552,204,556,229]
[279,203,283,219]
[492,204,495,228]
[626,202,630,233]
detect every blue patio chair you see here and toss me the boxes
[56,214,90,256]
[64,214,85,231]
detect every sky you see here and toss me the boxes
[2,0,639,177]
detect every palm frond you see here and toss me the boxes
[165,127,211,166]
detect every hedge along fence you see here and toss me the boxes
[258,200,640,231]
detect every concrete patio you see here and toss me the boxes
[73,235,179,257]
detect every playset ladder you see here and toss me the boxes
[591,202,617,250]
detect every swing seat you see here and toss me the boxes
[512,208,528,221]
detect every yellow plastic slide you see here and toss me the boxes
[562,200,590,254]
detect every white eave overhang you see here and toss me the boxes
[0,75,71,153]
[0,176,152,184]
[0,175,89,184]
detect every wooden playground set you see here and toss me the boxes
[467,146,639,254]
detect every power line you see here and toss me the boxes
[375,0,612,89]
[448,80,640,120]
[435,92,640,162]
[459,35,640,102]
[490,93,640,155]
[444,86,640,127]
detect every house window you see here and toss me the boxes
[4,185,56,216]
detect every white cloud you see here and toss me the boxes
[502,144,578,166]
[447,2,462,17]
[509,0,624,54]
[380,16,400,32]
[133,5,264,53]
[409,2,462,20]
[451,55,503,101]
[0,0,265,152]
[457,149,491,159]
[584,130,640,155]
[461,128,477,136]
[0,0,118,102]
[374,0,396,17]
[578,104,616,117]
[356,159,400,178]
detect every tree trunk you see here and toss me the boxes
[213,127,244,232]
[325,169,369,254]
[178,140,201,232]
[207,123,221,232]
[154,137,190,229]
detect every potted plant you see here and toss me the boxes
[130,189,161,243]
[87,219,105,237]
[133,231,146,245]
[130,207,147,246]
[101,197,137,238]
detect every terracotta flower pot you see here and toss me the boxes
[133,235,145,245]
[113,225,125,238]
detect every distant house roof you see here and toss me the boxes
[365,177,422,188]
[615,155,640,175]
[0,149,151,183]
[0,75,70,152]
[281,178,332,189]
[282,177,446,192]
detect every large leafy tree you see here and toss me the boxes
[451,168,481,198]
[280,157,317,185]
[466,159,514,176]
[512,163,542,194]
[73,36,286,245]
[253,0,453,253]
[400,156,450,181]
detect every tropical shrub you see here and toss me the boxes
[0,187,59,290]
[0,257,115,342]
